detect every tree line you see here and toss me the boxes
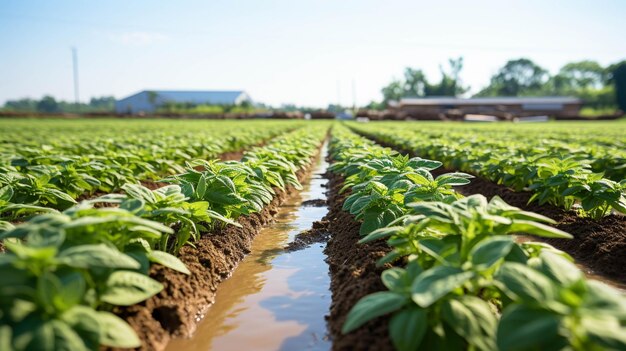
[374,58,626,115]
[1,96,116,114]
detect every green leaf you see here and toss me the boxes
[442,296,496,351]
[148,250,191,275]
[367,181,388,194]
[389,307,427,351]
[0,185,14,201]
[0,325,13,351]
[581,315,626,349]
[38,271,86,314]
[61,306,101,351]
[469,235,514,270]
[95,311,142,348]
[497,304,566,351]
[411,266,474,308]
[495,262,556,303]
[122,183,156,203]
[349,195,372,215]
[12,315,55,351]
[50,319,89,351]
[58,244,140,270]
[100,271,163,306]
[538,251,582,286]
[360,209,384,236]
[342,291,408,334]
[509,220,572,238]
[196,174,207,199]
[377,250,404,266]
[407,157,442,171]
[119,198,144,213]
[583,280,626,318]
[405,172,431,186]
[381,268,409,292]
[361,226,404,245]
[436,172,473,186]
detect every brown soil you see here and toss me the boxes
[323,171,394,350]
[113,146,323,351]
[75,190,110,202]
[284,220,331,251]
[217,150,246,161]
[362,132,626,284]
[0,241,5,253]
[454,175,626,283]
[139,181,168,190]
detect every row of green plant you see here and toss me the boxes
[349,122,626,219]
[328,126,626,351]
[0,120,301,218]
[0,125,328,350]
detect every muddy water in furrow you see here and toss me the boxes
[167,143,331,351]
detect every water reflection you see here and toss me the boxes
[166,143,331,351]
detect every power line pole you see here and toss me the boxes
[72,47,79,110]
[336,79,341,108]
[351,78,356,114]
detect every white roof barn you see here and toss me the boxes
[115,90,252,114]
[393,96,583,120]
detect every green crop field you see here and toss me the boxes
[1,119,625,351]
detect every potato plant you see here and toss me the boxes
[0,120,301,216]
[350,122,626,219]
[0,123,329,350]
[330,126,626,351]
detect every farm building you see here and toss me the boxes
[115,90,253,114]
[392,96,583,120]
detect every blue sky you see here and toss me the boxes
[1,0,625,107]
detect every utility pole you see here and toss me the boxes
[351,78,356,115]
[72,47,79,111]
[336,79,341,108]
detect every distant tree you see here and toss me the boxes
[36,95,60,113]
[365,100,385,111]
[607,60,626,112]
[381,79,404,104]
[3,98,38,112]
[89,96,116,111]
[426,57,469,96]
[403,68,429,97]
[239,100,252,109]
[552,60,606,92]
[475,58,548,96]
[279,104,299,112]
[326,104,344,113]
[2,95,116,113]
[380,57,468,105]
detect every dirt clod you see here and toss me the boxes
[284,224,331,251]
[302,198,328,207]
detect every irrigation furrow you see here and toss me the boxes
[166,142,333,351]
[115,137,330,351]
